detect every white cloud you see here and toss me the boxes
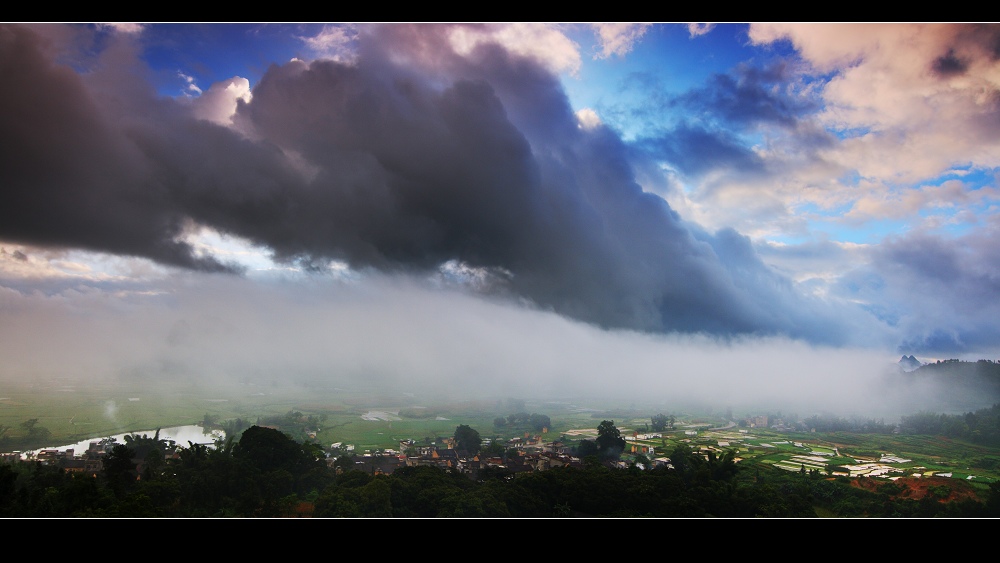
[590,23,651,59]
[687,23,715,38]
[448,23,582,75]
[845,180,1000,222]
[178,71,202,95]
[96,23,145,35]
[750,23,1000,187]
[302,24,359,62]
[0,241,170,285]
[190,76,253,125]
[175,224,275,272]
[575,107,602,129]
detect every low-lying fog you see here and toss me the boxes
[1,272,984,421]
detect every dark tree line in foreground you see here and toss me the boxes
[2,424,999,517]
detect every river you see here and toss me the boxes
[19,425,225,460]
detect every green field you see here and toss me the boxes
[0,378,325,450]
[3,378,1000,494]
[1,378,631,452]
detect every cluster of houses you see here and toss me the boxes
[7,432,602,480]
[7,441,107,474]
[347,435,589,478]
[348,430,680,477]
[10,426,681,480]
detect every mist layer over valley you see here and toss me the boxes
[1,272,990,422]
[3,23,1000,427]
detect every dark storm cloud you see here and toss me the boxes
[235,37,734,333]
[674,62,815,128]
[945,23,1000,62]
[0,23,878,343]
[638,124,766,177]
[0,25,237,273]
[931,49,968,78]
[637,61,834,182]
[616,62,822,181]
[689,227,870,345]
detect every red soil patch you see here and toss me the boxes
[852,475,981,503]
[285,501,314,518]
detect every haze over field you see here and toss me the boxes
[2,23,999,417]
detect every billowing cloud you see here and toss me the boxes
[749,23,1000,185]
[618,24,1000,352]
[0,22,886,348]
[638,24,1000,239]
[435,23,582,75]
[628,55,843,238]
[6,22,1000,421]
[840,223,1000,356]
[0,25,239,273]
[189,76,253,125]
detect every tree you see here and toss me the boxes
[333,454,356,473]
[668,443,694,474]
[454,425,482,454]
[651,413,669,432]
[595,420,626,460]
[124,430,172,461]
[576,439,599,458]
[505,398,526,412]
[480,438,506,458]
[633,453,651,470]
[102,443,138,498]
[507,412,529,426]
[529,413,551,432]
[19,418,50,441]
[233,425,317,475]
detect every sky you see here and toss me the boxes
[2,23,999,417]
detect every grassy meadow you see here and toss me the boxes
[4,377,1000,494]
[1,377,627,452]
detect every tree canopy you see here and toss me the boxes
[596,420,626,460]
[651,413,670,432]
[454,424,482,454]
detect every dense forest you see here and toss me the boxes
[2,423,999,518]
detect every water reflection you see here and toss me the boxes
[22,425,224,459]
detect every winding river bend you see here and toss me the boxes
[20,425,224,460]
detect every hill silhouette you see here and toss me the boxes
[889,359,1000,413]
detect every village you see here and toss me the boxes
[4,415,979,485]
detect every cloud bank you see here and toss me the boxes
[0,23,886,345]
[2,23,999,417]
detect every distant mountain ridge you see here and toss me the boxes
[898,355,923,372]
[889,359,1000,413]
